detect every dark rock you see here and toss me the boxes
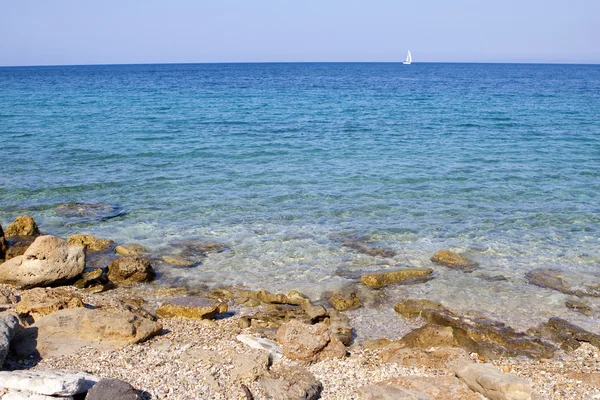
[565,300,593,316]
[108,256,155,285]
[4,237,35,260]
[0,313,18,367]
[85,378,141,400]
[526,269,600,297]
[0,224,6,261]
[528,317,600,351]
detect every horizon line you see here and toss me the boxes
[1,60,599,68]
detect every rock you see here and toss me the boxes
[85,378,140,400]
[115,244,146,257]
[177,240,229,255]
[0,370,98,396]
[327,309,353,346]
[258,365,322,400]
[237,334,284,363]
[107,256,154,285]
[357,384,432,400]
[255,290,293,305]
[162,255,196,268]
[398,324,459,348]
[231,351,270,381]
[67,234,113,252]
[400,305,554,360]
[2,391,70,399]
[565,300,593,316]
[156,297,226,319]
[329,292,361,311]
[526,269,600,297]
[0,224,7,261]
[361,268,433,288]
[11,308,162,359]
[16,287,83,319]
[4,216,40,238]
[343,241,396,258]
[394,299,445,318]
[381,376,483,400]
[300,302,327,321]
[276,319,346,364]
[529,317,600,351]
[0,285,18,309]
[0,313,18,367]
[431,250,478,271]
[381,347,471,371]
[4,238,35,260]
[0,235,85,289]
[54,202,123,220]
[242,304,312,330]
[455,363,539,400]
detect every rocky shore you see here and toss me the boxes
[0,213,599,399]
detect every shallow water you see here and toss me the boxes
[1,63,599,335]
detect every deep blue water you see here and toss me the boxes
[1,63,599,330]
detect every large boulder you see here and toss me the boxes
[67,234,114,252]
[108,256,155,285]
[0,235,85,288]
[4,216,40,238]
[85,378,140,400]
[0,312,18,367]
[276,319,346,364]
[11,308,162,359]
[455,363,539,400]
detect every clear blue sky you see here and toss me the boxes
[1,0,598,66]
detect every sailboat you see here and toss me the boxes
[403,50,412,65]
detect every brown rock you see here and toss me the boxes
[162,255,196,267]
[108,256,155,285]
[230,350,270,381]
[381,347,471,371]
[529,317,600,351]
[327,309,353,346]
[394,299,445,318]
[67,234,114,251]
[361,268,433,288]
[156,297,226,319]
[565,300,593,316]
[243,304,311,329]
[276,319,346,364]
[16,287,83,318]
[300,301,327,321]
[357,384,432,400]
[4,216,40,238]
[431,250,478,271]
[259,365,322,400]
[398,324,459,348]
[384,376,483,400]
[455,363,539,400]
[115,244,146,256]
[0,235,85,288]
[0,284,18,309]
[329,292,362,311]
[255,289,292,304]
[567,372,600,388]
[12,307,162,358]
[526,268,600,297]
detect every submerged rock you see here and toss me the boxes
[361,268,433,288]
[0,235,85,289]
[431,250,478,271]
[526,268,600,297]
[394,299,445,319]
[343,241,396,258]
[565,300,593,316]
[54,202,124,221]
[162,255,196,268]
[455,363,539,400]
[108,256,155,285]
[528,317,600,351]
[115,243,147,257]
[4,216,40,238]
[67,234,114,252]
[12,308,162,359]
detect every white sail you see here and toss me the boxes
[403,50,412,64]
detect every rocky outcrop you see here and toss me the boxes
[0,235,85,288]
[12,308,162,359]
[259,365,322,400]
[455,363,539,400]
[361,268,433,288]
[528,317,600,351]
[431,250,478,271]
[4,216,40,238]
[156,297,227,319]
[15,287,83,319]
[526,269,600,297]
[67,234,114,252]
[115,244,146,257]
[107,256,155,285]
[85,378,140,400]
[276,319,346,364]
[0,370,98,397]
[0,313,18,367]
[395,303,554,360]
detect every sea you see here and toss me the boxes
[1,62,599,338]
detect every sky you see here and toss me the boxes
[1,0,598,66]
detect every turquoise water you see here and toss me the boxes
[1,63,599,333]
